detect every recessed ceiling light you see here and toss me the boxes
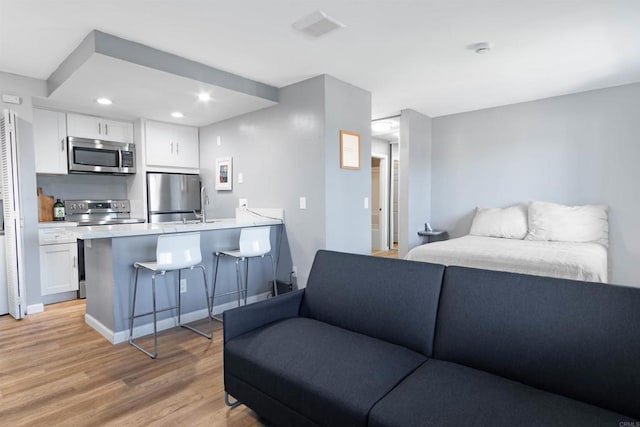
[474,42,491,55]
[96,97,112,105]
[171,111,184,118]
[293,10,346,38]
[372,121,393,132]
[198,93,212,102]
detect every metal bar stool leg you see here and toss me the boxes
[244,257,249,305]
[235,258,242,307]
[177,269,182,326]
[179,266,213,339]
[151,272,158,358]
[210,253,221,320]
[129,267,140,345]
[266,253,277,296]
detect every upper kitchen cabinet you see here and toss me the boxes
[145,120,199,171]
[33,108,68,175]
[67,113,133,143]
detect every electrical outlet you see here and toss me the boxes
[299,197,306,209]
[180,279,187,293]
[364,197,369,209]
[238,172,244,184]
[292,266,298,276]
[239,198,248,208]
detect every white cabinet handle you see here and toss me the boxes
[176,142,179,155]
[61,138,65,152]
[171,142,174,154]
[105,123,108,135]
[73,255,77,268]
[98,122,101,134]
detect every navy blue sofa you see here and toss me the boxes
[223,250,640,426]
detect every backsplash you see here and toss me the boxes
[36,174,128,201]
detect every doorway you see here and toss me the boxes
[371,116,400,258]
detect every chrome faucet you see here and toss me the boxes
[194,185,209,223]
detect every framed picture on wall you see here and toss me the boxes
[340,130,360,170]
[215,157,233,191]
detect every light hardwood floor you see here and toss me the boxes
[0,300,261,426]
[372,243,399,259]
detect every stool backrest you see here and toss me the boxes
[156,232,202,270]
[239,227,271,257]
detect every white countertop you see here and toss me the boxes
[69,217,282,240]
[38,221,79,228]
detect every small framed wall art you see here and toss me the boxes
[215,157,233,191]
[340,130,360,170]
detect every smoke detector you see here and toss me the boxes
[474,42,492,55]
[293,10,346,38]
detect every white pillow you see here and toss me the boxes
[526,201,609,247]
[469,205,528,239]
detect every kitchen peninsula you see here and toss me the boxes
[70,212,284,344]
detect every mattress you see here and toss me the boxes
[405,235,608,283]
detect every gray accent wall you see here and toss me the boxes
[199,75,372,287]
[399,109,432,258]
[0,71,47,307]
[324,76,372,254]
[431,82,640,286]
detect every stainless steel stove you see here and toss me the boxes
[64,199,146,226]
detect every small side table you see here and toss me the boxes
[417,230,449,244]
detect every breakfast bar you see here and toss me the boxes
[71,215,285,344]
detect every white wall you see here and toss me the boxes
[200,75,371,287]
[0,71,46,307]
[431,83,640,286]
[399,109,432,257]
[324,76,372,254]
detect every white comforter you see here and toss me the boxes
[405,235,608,283]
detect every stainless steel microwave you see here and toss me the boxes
[67,137,136,175]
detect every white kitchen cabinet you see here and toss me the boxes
[33,108,68,174]
[145,120,199,170]
[67,113,133,143]
[40,242,79,296]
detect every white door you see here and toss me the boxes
[0,235,7,315]
[1,109,26,319]
[371,154,390,251]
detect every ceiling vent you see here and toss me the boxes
[293,10,346,38]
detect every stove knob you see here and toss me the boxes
[71,204,77,209]
[121,203,126,208]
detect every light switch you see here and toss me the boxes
[238,172,244,183]
[216,136,221,146]
[364,197,369,209]
[299,197,307,209]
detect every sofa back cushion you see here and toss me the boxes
[434,266,640,419]
[301,250,445,357]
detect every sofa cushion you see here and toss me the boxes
[369,359,632,427]
[300,250,444,356]
[225,317,426,427]
[434,266,640,420]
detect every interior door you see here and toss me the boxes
[1,109,26,319]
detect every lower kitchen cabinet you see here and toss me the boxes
[40,242,79,296]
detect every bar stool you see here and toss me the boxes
[129,232,212,359]
[210,227,277,320]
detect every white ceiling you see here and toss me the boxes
[2,0,640,119]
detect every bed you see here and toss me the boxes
[406,201,609,283]
[406,235,608,282]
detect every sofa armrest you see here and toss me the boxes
[223,289,305,343]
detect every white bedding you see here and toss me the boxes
[406,235,608,283]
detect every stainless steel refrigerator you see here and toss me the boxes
[147,172,201,223]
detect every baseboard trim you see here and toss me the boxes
[86,292,271,345]
[27,303,44,315]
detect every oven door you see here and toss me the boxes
[67,137,136,174]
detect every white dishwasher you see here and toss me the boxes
[38,225,80,301]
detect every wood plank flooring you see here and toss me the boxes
[372,243,399,259]
[0,300,262,426]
